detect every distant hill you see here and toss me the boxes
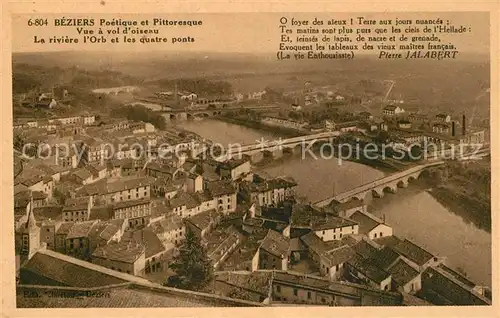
[12,61,141,94]
[12,51,490,123]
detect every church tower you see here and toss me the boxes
[18,192,40,262]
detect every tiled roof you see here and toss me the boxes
[66,220,98,239]
[99,224,121,242]
[89,205,114,221]
[387,259,419,287]
[186,209,220,231]
[219,158,249,170]
[169,191,200,209]
[221,237,261,271]
[92,242,145,263]
[56,222,75,235]
[437,264,475,288]
[16,285,226,308]
[331,200,366,212]
[62,203,88,212]
[20,249,133,287]
[352,239,379,259]
[73,168,93,180]
[347,254,391,284]
[369,246,401,271]
[291,204,317,227]
[311,215,357,231]
[392,239,434,266]
[300,232,335,255]
[207,180,236,197]
[121,228,165,259]
[33,205,63,221]
[215,271,272,296]
[65,197,89,207]
[349,211,382,234]
[87,222,110,247]
[106,177,151,194]
[373,235,402,248]
[150,214,184,234]
[322,245,356,266]
[113,198,150,210]
[259,230,289,258]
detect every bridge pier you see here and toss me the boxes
[372,188,385,198]
[177,112,188,121]
[249,151,263,163]
[283,147,294,156]
[271,148,283,159]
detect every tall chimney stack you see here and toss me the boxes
[452,121,456,137]
[462,114,466,136]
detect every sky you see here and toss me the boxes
[11,12,489,54]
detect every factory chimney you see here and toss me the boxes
[452,121,456,137]
[462,114,466,136]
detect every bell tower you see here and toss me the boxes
[19,192,41,262]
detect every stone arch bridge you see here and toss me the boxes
[314,161,445,207]
[215,131,342,162]
[92,86,139,95]
[161,105,279,121]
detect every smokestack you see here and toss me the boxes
[462,114,466,136]
[452,121,456,137]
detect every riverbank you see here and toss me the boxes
[424,161,491,233]
[214,116,305,138]
[427,186,491,233]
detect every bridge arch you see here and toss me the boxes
[352,191,369,202]
[397,179,409,188]
[283,146,295,155]
[371,188,384,198]
[417,170,429,179]
[383,185,397,194]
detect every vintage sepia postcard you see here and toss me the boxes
[1,0,498,317]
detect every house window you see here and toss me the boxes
[276,286,281,293]
[374,233,377,238]
[322,231,325,235]
[307,292,311,299]
[46,228,50,232]
[379,232,383,238]
[293,289,298,296]
[351,225,354,230]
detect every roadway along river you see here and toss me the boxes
[180,119,492,287]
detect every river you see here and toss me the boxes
[180,119,492,286]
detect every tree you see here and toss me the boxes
[167,231,213,290]
[375,130,389,144]
[409,145,423,161]
[53,188,67,205]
